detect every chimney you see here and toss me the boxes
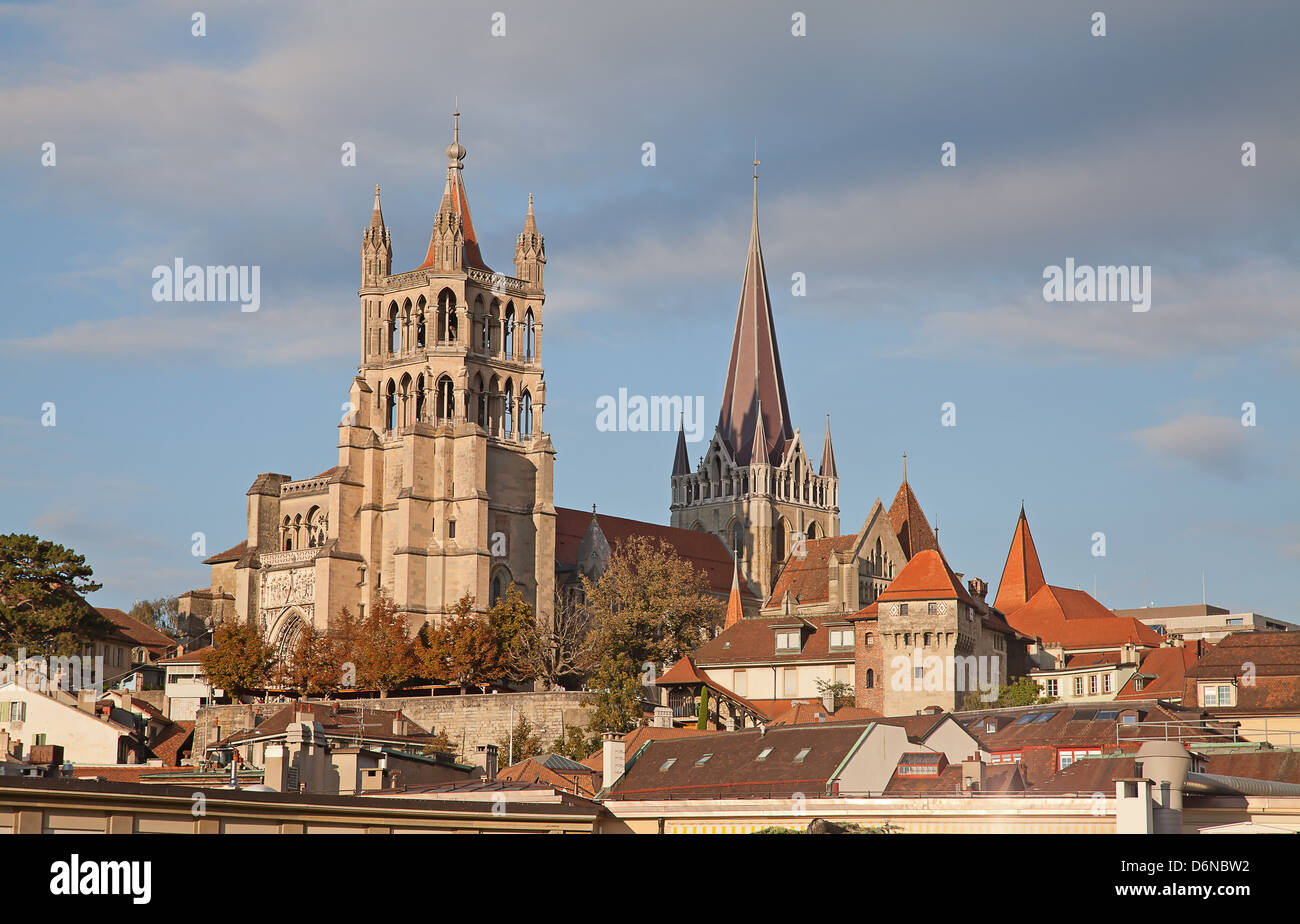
[652,706,673,729]
[962,757,985,791]
[601,734,626,790]
[1121,642,1138,664]
[821,689,837,715]
[967,578,988,600]
[477,744,499,781]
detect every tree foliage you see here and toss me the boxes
[511,588,597,689]
[495,714,546,767]
[127,596,181,638]
[0,534,110,657]
[200,619,273,697]
[348,593,418,696]
[581,536,723,736]
[959,675,1055,711]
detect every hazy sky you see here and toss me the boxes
[1,0,1297,620]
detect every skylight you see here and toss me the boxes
[1096,710,1119,720]
[756,747,773,761]
[694,754,713,766]
[1013,713,1037,725]
[793,748,812,763]
[659,758,676,772]
[1033,711,1058,723]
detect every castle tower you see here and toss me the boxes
[670,162,839,603]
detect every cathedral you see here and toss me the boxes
[180,113,555,661]
[179,121,865,664]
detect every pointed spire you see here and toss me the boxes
[515,192,546,288]
[672,423,691,477]
[751,398,770,465]
[820,415,838,478]
[724,556,745,629]
[524,192,538,234]
[417,108,488,272]
[993,504,1047,615]
[887,478,938,560]
[369,184,385,230]
[717,160,795,466]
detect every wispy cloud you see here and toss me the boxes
[1131,413,1255,480]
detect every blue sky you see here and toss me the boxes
[1,0,1297,620]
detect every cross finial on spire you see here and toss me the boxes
[902,451,908,482]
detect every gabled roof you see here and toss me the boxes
[876,549,977,607]
[993,506,1047,615]
[203,539,247,565]
[1184,632,1300,714]
[886,481,938,560]
[95,608,177,656]
[554,506,757,600]
[715,172,794,466]
[765,534,857,606]
[497,755,600,797]
[1003,585,1163,649]
[603,722,876,800]
[654,656,771,720]
[1114,645,1199,701]
[694,612,857,667]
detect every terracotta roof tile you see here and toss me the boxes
[766,535,856,606]
[876,549,977,607]
[1003,585,1164,649]
[694,612,857,667]
[992,507,1047,615]
[886,481,938,560]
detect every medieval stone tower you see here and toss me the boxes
[182,112,556,659]
[669,165,839,603]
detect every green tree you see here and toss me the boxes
[696,684,709,730]
[815,678,855,709]
[551,724,593,762]
[0,534,110,657]
[582,536,722,735]
[199,619,273,697]
[127,596,181,638]
[496,714,545,767]
[958,676,1054,711]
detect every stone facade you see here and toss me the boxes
[193,691,593,764]
[181,113,555,657]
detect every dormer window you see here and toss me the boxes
[828,628,853,649]
[775,630,801,652]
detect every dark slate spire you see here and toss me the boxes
[819,415,837,478]
[716,160,794,466]
[672,424,691,477]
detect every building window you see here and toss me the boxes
[927,602,938,615]
[775,630,800,651]
[756,747,773,761]
[1088,675,1098,695]
[783,668,798,697]
[793,748,811,763]
[1103,674,1113,693]
[834,665,850,686]
[695,754,713,766]
[659,759,676,772]
[864,669,874,689]
[865,633,874,646]
[828,628,852,649]
[1045,679,1059,697]
[448,519,456,540]
[732,670,747,697]
[899,603,909,616]
[1058,748,1102,770]
[1226,618,1244,626]
[1203,684,1233,707]
[1073,676,1083,696]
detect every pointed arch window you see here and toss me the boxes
[521,390,533,437]
[385,379,396,431]
[503,303,515,359]
[524,309,535,362]
[386,303,399,355]
[415,374,426,423]
[436,375,455,422]
[504,380,515,438]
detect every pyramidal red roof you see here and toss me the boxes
[876,549,976,606]
[1004,585,1164,649]
[886,480,939,560]
[716,172,793,466]
[415,114,490,272]
[993,506,1047,615]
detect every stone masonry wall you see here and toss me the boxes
[193,691,594,765]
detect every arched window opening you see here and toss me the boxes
[385,379,396,431]
[282,515,293,551]
[416,298,427,348]
[865,669,875,689]
[415,374,426,423]
[521,390,533,437]
[386,303,399,355]
[524,309,535,362]
[436,376,455,422]
[503,304,515,358]
[504,380,514,438]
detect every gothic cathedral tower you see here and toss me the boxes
[670,164,839,603]
[345,111,556,629]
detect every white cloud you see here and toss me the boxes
[1131,413,1255,480]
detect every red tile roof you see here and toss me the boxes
[993,507,1047,615]
[887,481,938,560]
[693,612,857,667]
[1184,632,1300,714]
[554,506,756,599]
[876,549,977,607]
[148,721,195,766]
[655,657,771,720]
[415,163,490,272]
[1003,585,1163,649]
[768,701,880,726]
[158,645,213,665]
[203,539,247,565]
[579,726,723,772]
[95,608,177,657]
[724,564,744,629]
[497,756,600,797]
[766,534,856,606]
[1115,645,1199,701]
